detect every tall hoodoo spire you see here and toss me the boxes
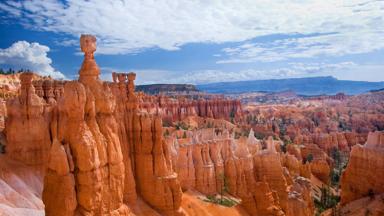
[79,34,100,83]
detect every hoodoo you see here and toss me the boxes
[43,34,130,215]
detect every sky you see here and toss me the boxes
[0,0,383,84]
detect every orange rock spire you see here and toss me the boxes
[79,34,100,83]
[43,34,130,215]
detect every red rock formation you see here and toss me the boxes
[209,139,225,193]
[310,132,350,153]
[42,80,57,105]
[246,129,262,154]
[287,177,314,216]
[340,131,384,205]
[344,131,358,147]
[133,114,183,215]
[138,93,243,123]
[254,151,289,212]
[33,79,44,98]
[331,194,384,216]
[286,144,303,162]
[53,80,65,100]
[43,139,76,216]
[0,99,6,130]
[309,160,330,184]
[282,154,301,177]
[110,73,137,204]
[169,123,316,215]
[175,142,196,191]
[110,71,183,215]
[0,33,343,216]
[300,144,331,183]
[5,72,51,165]
[192,139,217,195]
[43,35,130,215]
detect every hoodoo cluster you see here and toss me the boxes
[1,34,384,216]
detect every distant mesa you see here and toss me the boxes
[197,76,384,95]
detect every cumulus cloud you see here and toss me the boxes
[0,0,382,56]
[0,41,65,79]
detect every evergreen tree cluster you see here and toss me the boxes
[0,68,31,75]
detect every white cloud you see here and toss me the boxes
[54,38,77,47]
[322,64,384,82]
[0,41,65,79]
[0,0,382,56]
[102,61,358,84]
[219,31,384,63]
[0,1,21,17]
[101,67,178,84]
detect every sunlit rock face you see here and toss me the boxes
[340,131,384,205]
[5,72,51,166]
[299,143,331,184]
[43,34,130,215]
[171,126,314,216]
[111,71,183,215]
[138,93,243,123]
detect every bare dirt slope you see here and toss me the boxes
[0,155,44,216]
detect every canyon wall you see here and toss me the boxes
[138,93,242,123]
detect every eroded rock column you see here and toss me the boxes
[43,34,130,216]
[5,72,51,165]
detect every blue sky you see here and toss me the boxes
[0,0,383,84]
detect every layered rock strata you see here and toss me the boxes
[138,93,243,123]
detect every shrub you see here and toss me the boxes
[315,185,340,214]
[203,195,238,207]
[162,120,172,127]
[306,154,314,163]
[164,129,170,137]
[254,132,265,140]
[175,122,189,130]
